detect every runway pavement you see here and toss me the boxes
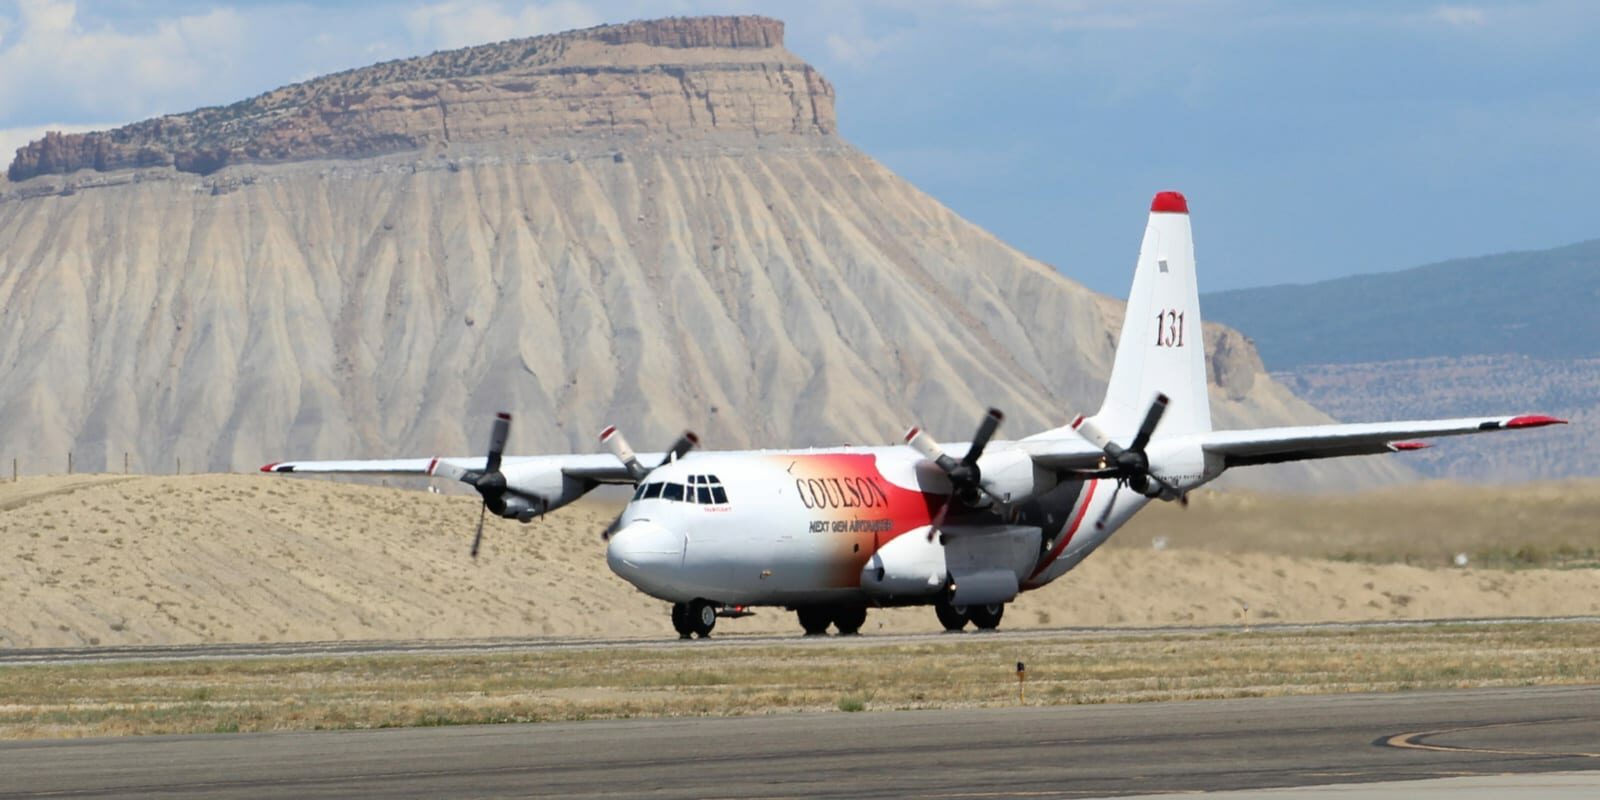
[1,684,1595,798]
[4,615,1598,666]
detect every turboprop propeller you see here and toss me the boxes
[598,425,700,539]
[1070,393,1185,529]
[904,407,1006,540]
[428,412,516,558]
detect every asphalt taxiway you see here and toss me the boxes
[1,684,1595,798]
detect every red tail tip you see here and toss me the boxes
[598,425,617,441]
[904,427,920,443]
[259,462,279,473]
[1390,441,1431,451]
[1069,415,1086,429]
[1504,415,1566,429]
[496,412,512,421]
[1150,191,1188,214]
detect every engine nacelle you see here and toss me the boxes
[976,448,1057,505]
[494,495,544,523]
[860,528,947,598]
[495,465,593,521]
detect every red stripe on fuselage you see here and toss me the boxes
[1027,479,1098,583]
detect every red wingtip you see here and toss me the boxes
[1504,415,1567,429]
[426,458,439,475]
[1069,415,1086,430]
[1150,190,1188,214]
[259,462,279,473]
[904,427,920,443]
[598,425,617,441]
[1390,441,1431,451]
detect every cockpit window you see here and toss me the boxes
[638,476,728,504]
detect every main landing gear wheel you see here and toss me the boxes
[797,606,832,636]
[831,605,868,636]
[671,602,693,639]
[968,603,1005,630]
[685,598,717,638]
[934,599,968,632]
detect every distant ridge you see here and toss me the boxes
[7,15,827,181]
[1204,239,1600,370]
[1204,238,1598,480]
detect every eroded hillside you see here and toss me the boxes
[0,15,1404,490]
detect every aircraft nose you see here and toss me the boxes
[606,520,685,582]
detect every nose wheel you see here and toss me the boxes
[672,599,718,638]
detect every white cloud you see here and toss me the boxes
[404,1,602,51]
[0,0,247,123]
[1431,5,1488,27]
[823,31,898,66]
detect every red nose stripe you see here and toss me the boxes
[1504,415,1566,429]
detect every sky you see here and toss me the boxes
[1,0,1595,294]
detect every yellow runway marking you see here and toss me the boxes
[1385,719,1600,760]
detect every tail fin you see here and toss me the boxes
[1093,191,1211,439]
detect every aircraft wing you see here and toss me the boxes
[1014,437,1118,472]
[260,453,650,484]
[1196,415,1565,467]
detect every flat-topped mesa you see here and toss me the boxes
[7,15,833,182]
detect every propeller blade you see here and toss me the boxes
[470,502,488,558]
[926,497,952,542]
[1095,479,1125,531]
[599,425,648,482]
[1128,393,1170,453]
[960,408,1005,467]
[484,412,511,474]
[1070,414,1122,457]
[429,459,470,483]
[905,427,959,473]
[658,431,700,467]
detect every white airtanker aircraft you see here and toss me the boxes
[263,191,1565,638]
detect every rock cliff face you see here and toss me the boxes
[7,16,830,181]
[0,16,1408,490]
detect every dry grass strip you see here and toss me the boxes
[2,622,1595,740]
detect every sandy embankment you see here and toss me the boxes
[1,475,1597,648]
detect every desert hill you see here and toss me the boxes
[1204,240,1597,479]
[1,474,1596,648]
[0,15,1403,490]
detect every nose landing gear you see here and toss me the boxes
[672,599,718,639]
